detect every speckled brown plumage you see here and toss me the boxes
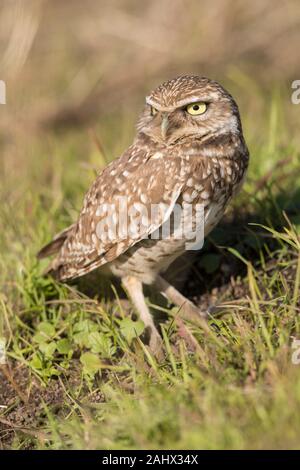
[38,75,249,356]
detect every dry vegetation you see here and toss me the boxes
[1,0,300,450]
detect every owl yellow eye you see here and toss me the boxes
[186,102,207,115]
[150,106,158,116]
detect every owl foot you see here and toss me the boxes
[206,304,228,317]
[122,275,165,361]
[147,328,165,361]
[155,275,209,328]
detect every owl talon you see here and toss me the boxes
[148,329,165,361]
[181,301,208,321]
[206,304,226,317]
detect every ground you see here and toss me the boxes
[1,0,300,450]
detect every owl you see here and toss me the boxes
[38,75,249,357]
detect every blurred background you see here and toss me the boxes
[1,0,299,150]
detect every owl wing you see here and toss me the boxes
[45,146,186,280]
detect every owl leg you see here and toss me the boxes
[155,275,209,326]
[122,276,164,358]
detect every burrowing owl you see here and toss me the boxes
[38,75,249,356]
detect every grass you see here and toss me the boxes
[1,30,300,447]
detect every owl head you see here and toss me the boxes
[137,75,242,145]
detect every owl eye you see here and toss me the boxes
[186,102,207,115]
[150,106,158,116]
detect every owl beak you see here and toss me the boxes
[161,114,169,140]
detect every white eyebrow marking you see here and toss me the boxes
[145,95,215,111]
[145,97,170,111]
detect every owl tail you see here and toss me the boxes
[37,224,75,260]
